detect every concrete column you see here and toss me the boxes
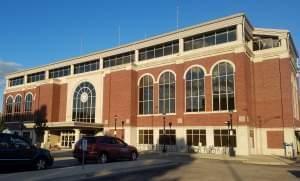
[24,75,27,85]
[134,49,139,63]
[42,130,49,148]
[280,37,287,50]
[237,24,243,42]
[236,125,250,155]
[74,129,80,142]
[45,71,49,80]
[6,79,9,88]
[179,38,184,55]
[153,128,160,146]
[71,65,74,75]
[176,126,186,152]
[99,57,103,69]
[206,127,214,147]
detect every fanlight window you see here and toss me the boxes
[139,75,154,114]
[14,95,22,113]
[186,67,205,112]
[72,82,96,123]
[159,72,176,114]
[25,94,33,112]
[212,62,235,111]
[6,97,13,114]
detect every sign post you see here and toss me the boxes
[82,139,87,169]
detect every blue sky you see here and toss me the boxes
[0,0,299,110]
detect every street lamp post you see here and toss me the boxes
[228,110,235,157]
[168,122,172,149]
[114,115,118,137]
[121,120,125,139]
[162,112,167,153]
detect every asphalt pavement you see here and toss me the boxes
[1,150,300,181]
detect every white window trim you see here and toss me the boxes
[158,70,176,114]
[210,60,236,112]
[184,65,206,113]
[138,74,154,115]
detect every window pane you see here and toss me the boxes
[193,135,199,146]
[184,41,192,51]
[193,38,203,49]
[216,32,227,44]
[187,135,192,145]
[227,75,234,93]
[214,135,221,147]
[220,94,228,110]
[213,77,219,94]
[228,30,237,42]
[186,81,191,97]
[186,98,191,112]
[199,97,205,111]
[204,35,215,46]
[228,93,235,110]
[220,76,227,94]
[219,63,226,76]
[213,95,220,111]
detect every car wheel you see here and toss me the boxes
[97,153,108,164]
[35,158,47,170]
[130,152,137,161]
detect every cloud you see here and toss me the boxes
[0,60,23,111]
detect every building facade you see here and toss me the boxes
[2,13,300,156]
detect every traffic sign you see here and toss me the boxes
[82,139,87,151]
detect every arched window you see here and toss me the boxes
[212,62,235,111]
[186,67,205,112]
[25,94,33,112]
[14,95,22,113]
[72,82,96,123]
[159,71,176,113]
[139,75,154,114]
[6,96,13,114]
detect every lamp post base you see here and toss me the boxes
[162,146,167,153]
[229,147,235,157]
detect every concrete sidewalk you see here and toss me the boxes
[0,159,175,181]
[140,151,297,166]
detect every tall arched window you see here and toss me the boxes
[212,62,235,111]
[25,93,33,112]
[14,95,22,113]
[139,75,154,114]
[72,82,96,123]
[186,66,205,112]
[6,96,13,114]
[159,71,176,113]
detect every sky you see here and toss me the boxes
[0,0,299,110]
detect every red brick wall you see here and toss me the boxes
[267,131,284,148]
[3,83,67,122]
[103,70,138,127]
[133,52,250,127]
[253,58,295,128]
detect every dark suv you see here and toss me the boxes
[73,136,138,164]
[0,133,53,170]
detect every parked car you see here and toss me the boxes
[0,133,53,170]
[73,136,138,164]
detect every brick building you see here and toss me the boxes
[2,13,300,156]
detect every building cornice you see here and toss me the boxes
[6,13,245,78]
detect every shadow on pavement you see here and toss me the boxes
[289,170,300,178]
[83,153,195,181]
[222,160,243,181]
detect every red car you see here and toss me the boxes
[73,136,138,164]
